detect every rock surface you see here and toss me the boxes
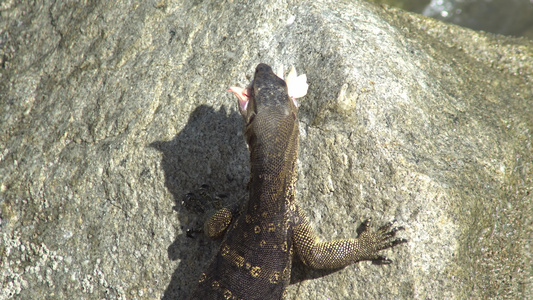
[1,0,532,299]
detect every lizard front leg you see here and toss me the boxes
[293,209,406,269]
[182,185,241,239]
[203,203,241,239]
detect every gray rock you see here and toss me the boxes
[1,1,531,299]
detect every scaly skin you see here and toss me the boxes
[189,63,406,300]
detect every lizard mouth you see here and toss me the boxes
[228,65,308,115]
[227,86,250,113]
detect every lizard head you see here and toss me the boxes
[228,63,307,124]
[228,63,308,143]
[228,63,308,189]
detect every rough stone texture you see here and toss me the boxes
[1,0,532,299]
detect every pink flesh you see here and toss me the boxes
[228,86,250,112]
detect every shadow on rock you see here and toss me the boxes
[150,104,247,299]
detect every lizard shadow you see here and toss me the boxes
[150,104,248,299]
[151,104,350,299]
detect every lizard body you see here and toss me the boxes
[189,63,405,300]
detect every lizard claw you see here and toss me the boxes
[357,218,373,235]
[372,256,393,265]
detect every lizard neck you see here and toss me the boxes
[246,123,299,213]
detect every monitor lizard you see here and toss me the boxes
[188,63,406,300]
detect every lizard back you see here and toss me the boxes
[190,64,300,300]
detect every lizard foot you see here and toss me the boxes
[181,184,230,238]
[357,219,407,264]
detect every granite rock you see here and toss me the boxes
[1,0,532,299]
